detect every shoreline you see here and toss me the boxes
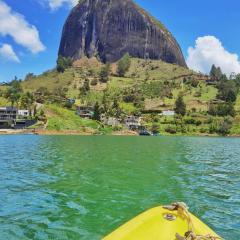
[0,129,138,136]
[0,129,240,137]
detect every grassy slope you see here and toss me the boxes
[21,58,195,94]
[45,104,112,134]
[1,58,240,135]
[22,70,74,92]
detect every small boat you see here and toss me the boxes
[103,203,221,240]
[138,130,152,136]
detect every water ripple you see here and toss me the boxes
[0,135,239,239]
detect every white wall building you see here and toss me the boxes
[18,110,30,117]
[160,110,175,116]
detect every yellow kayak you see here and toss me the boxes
[103,203,221,240]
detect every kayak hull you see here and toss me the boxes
[103,206,220,240]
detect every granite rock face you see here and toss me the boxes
[59,0,187,67]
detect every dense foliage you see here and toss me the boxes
[57,55,73,73]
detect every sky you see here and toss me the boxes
[1,0,240,82]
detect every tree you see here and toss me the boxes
[217,80,238,102]
[79,79,90,96]
[117,53,131,77]
[93,102,101,121]
[210,64,222,81]
[99,63,111,83]
[20,92,34,115]
[56,55,72,73]
[25,73,35,81]
[210,64,217,79]
[235,74,240,87]
[174,95,186,116]
[5,80,23,107]
[102,90,109,113]
[216,67,223,80]
[111,99,121,118]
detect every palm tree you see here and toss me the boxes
[20,92,35,117]
[6,80,23,108]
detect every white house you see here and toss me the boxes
[160,110,175,116]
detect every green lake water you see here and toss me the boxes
[0,135,239,239]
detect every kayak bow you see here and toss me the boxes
[103,202,221,240]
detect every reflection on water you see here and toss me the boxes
[0,135,239,239]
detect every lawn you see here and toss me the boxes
[45,104,99,132]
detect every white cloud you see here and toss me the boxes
[186,36,240,75]
[0,1,45,53]
[0,44,20,62]
[46,0,78,10]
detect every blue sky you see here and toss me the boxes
[0,0,240,82]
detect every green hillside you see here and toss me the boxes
[21,58,209,111]
[1,57,240,136]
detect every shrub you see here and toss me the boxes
[99,63,111,83]
[194,91,201,97]
[208,118,232,135]
[189,78,199,88]
[184,118,202,126]
[117,53,131,77]
[184,118,195,125]
[112,125,122,131]
[195,120,202,126]
[93,102,101,121]
[90,79,98,86]
[191,108,197,113]
[165,126,177,134]
[123,94,135,103]
[151,124,159,134]
[209,122,218,134]
[208,103,235,117]
[64,101,73,109]
[217,118,232,136]
[200,128,207,133]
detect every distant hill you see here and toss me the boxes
[58,0,186,67]
[21,58,209,113]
